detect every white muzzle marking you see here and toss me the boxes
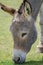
[12,49,26,62]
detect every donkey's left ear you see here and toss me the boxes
[0,3,17,16]
[18,0,32,15]
[25,2,32,15]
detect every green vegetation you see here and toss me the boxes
[0,0,43,65]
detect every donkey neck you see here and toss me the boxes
[27,0,43,20]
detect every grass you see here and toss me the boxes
[0,0,43,65]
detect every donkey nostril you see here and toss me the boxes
[17,57,20,62]
[13,57,20,63]
[22,33,27,37]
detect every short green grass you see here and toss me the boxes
[0,0,43,65]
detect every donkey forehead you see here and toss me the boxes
[12,14,31,29]
[10,10,34,33]
[12,11,32,23]
[10,14,32,34]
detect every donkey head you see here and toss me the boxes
[10,1,37,63]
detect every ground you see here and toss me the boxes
[0,0,43,65]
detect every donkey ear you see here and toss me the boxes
[25,2,32,14]
[0,3,17,16]
[18,2,25,14]
[18,0,32,15]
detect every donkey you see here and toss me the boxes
[0,0,43,63]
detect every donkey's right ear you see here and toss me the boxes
[0,3,17,16]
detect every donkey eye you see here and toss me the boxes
[22,33,27,37]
